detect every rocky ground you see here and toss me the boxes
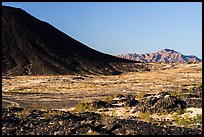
[2,62,202,135]
[2,89,202,135]
[1,110,202,135]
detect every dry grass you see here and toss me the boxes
[2,62,202,110]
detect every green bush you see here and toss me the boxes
[172,113,202,128]
[74,101,97,112]
[196,83,202,88]
[104,95,114,103]
[138,111,152,122]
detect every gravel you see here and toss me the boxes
[2,107,202,135]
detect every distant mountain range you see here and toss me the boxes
[117,49,202,63]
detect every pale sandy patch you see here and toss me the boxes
[183,108,202,117]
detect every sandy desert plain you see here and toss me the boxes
[2,62,202,135]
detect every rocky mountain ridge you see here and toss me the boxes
[117,49,201,63]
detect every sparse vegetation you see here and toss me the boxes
[100,109,117,123]
[137,111,152,122]
[103,95,114,104]
[2,62,202,135]
[176,108,187,115]
[196,82,202,88]
[188,87,194,93]
[192,114,202,123]
[136,92,147,100]
[16,109,30,118]
[100,109,108,120]
[74,102,88,112]
[42,110,63,118]
[172,113,202,128]
[73,100,98,112]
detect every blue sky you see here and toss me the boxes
[2,2,202,59]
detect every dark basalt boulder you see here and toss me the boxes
[183,98,202,108]
[111,94,139,107]
[133,92,187,113]
[153,96,187,111]
[91,101,112,108]
[189,85,202,98]
[125,94,139,107]
[181,85,202,108]
[2,107,202,135]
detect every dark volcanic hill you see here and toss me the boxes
[2,6,141,76]
[117,49,201,63]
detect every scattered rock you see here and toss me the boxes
[133,92,187,113]
[125,94,139,107]
[181,85,202,108]
[183,98,202,108]
[91,100,111,108]
[2,95,201,135]
[111,94,139,107]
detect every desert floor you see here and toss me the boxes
[2,62,202,135]
[2,62,202,110]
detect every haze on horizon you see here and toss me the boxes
[2,2,202,59]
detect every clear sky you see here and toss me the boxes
[2,2,202,59]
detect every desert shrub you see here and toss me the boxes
[137,111,152,122]
[74,102,89,112]
[17,108,30,118]
[172,113,202,128]
[74,101,97,112]
[170,90,188,100]
[42,110,63,118]
[200,91,202,98]
[176,114,192,127]
[192,114,202,123]
[196,82,202,88]
[100,109,116,123]
[136,92,147,100]
[188,87,194,93]
[176,108,187,115]
[124,103,130,109]
[100,109,110,120]
[103,95,114,103]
